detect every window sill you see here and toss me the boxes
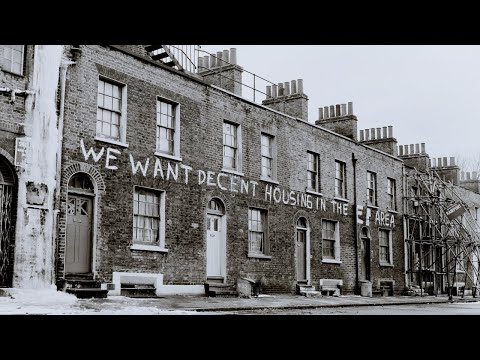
[322,259,342,264]
[306,190,323,197]
[1,69,24,77]
[380,262,394,267]
[130,244,168,253]
[333,197,349,203]
[260,177,279,185]
[154,152,182,162]
[95,136,129,148]
[387,209,399,214]
[367,204,379,209]
[221,168,244,177]
[247,253,272,260]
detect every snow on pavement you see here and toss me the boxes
[0,289,204,315]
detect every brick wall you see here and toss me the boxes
[57,45,406,294]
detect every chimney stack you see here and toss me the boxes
[315,101,358,140]
[197,47,243,96]
[430,155,460,185]
[358,125,397,156]
[397,142,430,172]
[262,78,309,120]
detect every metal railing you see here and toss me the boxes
[195,47,278,106]
[152,45,200,74]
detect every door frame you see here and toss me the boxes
[65,192,95,274]
[296,217,310,284]
[65,172,97,278]
[360,227,371,281]
[206,198,227,283]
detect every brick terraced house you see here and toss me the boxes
[0,45,477,298]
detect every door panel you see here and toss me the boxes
[207,214,223,278]
[297,229,306,281]
[66,195,92,273]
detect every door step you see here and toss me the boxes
[296,284,321,297]
[62,274,108,299]
[121,284,157,298]
[204,282,238,297]
[65,288,108,299]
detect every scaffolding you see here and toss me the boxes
[404,167,480,299]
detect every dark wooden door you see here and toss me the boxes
[66,195,92,273]
[297,229,307,281]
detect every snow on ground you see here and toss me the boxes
[0,289,203,315]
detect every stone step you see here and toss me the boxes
[66,288,108,299]
[65,279,101,289]
[300,290,322,298]
[121,287,157,298]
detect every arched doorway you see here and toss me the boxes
[66,173,94,274]
[296,217,309,283]
[0,156,16,287]
[206,198,226,282]
[360,226,371,281]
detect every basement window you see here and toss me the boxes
[0,45,24,75]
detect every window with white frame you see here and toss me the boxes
[367,171,377,206]
[223,121,239,171]
[387,177,396,210]
[455,245,465,272]
[379,229,392,265]
[248,208,268,256]
[307,151,320,192]
[322,219,340,261]
[261,133,275,180]
[156,98,180,158]
[133,187,165,248]
[96,78,126,143]
[334,160,346,198]
[0,45,24,75]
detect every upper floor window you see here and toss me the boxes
[387,178,396,211]
[156,98,180,159]
[223,121,241,172]
[0,45,24,75]
[367,171,377,206]
[379,229,392,265]
[307,151,320,192]
[334,160,346,198]
[261,133,276,181]
[96,78,127,145]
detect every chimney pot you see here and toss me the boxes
[291,80,297,94]
[473,171,478,179]
[297,79,304,94]
[266,86,272,98]
[431,158,435,167]
[359,129,364,141]
[450,157,455,166]
[371,128,376,140]
[415,144,420,154]
[324,106,329,118]
[437,158,442,167]
[347,102,353,115]
[365,129,370,141]
[467,172,471,180]
[278,83,284,96]
[319,108,324,120]
[222,49,230,64]
[336,104,341,117]
[216,51,223,66]
[410,144,415,154]
[341,103,347,116]
[398,145,404,156]
[230,48,237,65]
[388,126,393,137]
[421,143,425,153]
[198,57,203,70]
[203,55,210,69]
[376,127,381,140]
[382,126,387,139]
[284,82,290,96]
[330,105,335,118]
[443,157,448,167]
[272,84,278,98]
[404,145,409,155]
[209,53,216,68]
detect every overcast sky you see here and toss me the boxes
[201,45,480,170]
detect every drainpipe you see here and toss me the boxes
[402,163,409,291]
[52,59,76,286]
[352,152,359,295]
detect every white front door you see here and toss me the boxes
[207,214,224,278]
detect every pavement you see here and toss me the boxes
[75,292,480,313]
[2,287,479,314]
